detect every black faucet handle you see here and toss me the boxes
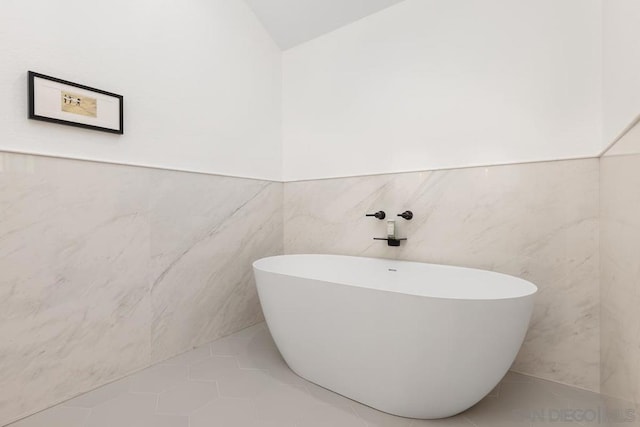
[398,210,413,220]
[366,211,386,220]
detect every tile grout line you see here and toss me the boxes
[462,414,479,427]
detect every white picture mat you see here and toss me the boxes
[33,76,120,131]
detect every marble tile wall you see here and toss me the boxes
[284,159,600,391]
[600,125,640,404]
[0,151,605,425]
[0,152,283,426]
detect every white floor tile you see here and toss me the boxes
[463,394,532,427]
[160,345,212,366]
[305,381,356,409]
[253,382,316,425]
[85,392,188,426]
[189,356,238,381]
[297,403,367,427]
[263,359,310,386]
[84,392,158,427]
[156,379,219,415]
[128,364,188,393]
[409,417,476,427]
[8,406,89,427]
[350,400,413,427]
[190,398,256,427]
[62,377,131,408]
[244,325,276,349]
[129,414,189,427]
[217,368,275,398]
[235,342,285,370]
[9,322,619,427]
[231,323,267,339]
[210,336,250,357]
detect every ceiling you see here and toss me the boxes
[244,0,406,50]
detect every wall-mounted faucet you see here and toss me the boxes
[366,211,386,220]
[367,211,412,247]
[373,220,407,246]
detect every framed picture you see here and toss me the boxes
[28,71,124,134]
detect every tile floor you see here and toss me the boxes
[8,323,638,427]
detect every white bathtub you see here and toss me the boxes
[253,254,537,419]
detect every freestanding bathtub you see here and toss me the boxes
[253,254,537,419]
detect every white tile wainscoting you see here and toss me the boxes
[600,150,640,406]
[0,153,604,425]
[0,152,283,426]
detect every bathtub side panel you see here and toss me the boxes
[255,269,533,418]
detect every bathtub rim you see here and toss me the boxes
[253,254,538,302]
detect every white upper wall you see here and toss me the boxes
[0,0,282,181]
[603,0,640,147]
[244,0,405,49]
[282,0,603,181]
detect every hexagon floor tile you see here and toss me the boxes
[7,322,638,427]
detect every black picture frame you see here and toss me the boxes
[28,71,124,135]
